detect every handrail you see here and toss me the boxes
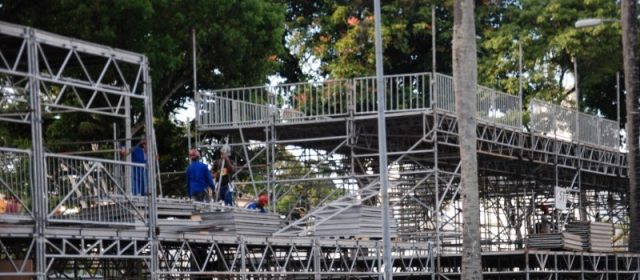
[199,72,619,151]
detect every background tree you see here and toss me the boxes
[478,0,621,117]
[283,0,624,120]
[453,0,482,279]
[281,0,453,78]
[0,0,286,195]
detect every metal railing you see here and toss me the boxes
[199,73,433,128]
[435,74,522,128]
[45,153,147,225]
[0,147,32,217]
[354,72,431,114]
[200,72,619,150]
[529,100,619,149]
[272,78,352,119]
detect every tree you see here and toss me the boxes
[621,0,640,252]
[282,0,454,79]
[0,1,286,195]
[453,0,482,279]
[478,0,621,117]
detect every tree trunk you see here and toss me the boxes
[453,0,483,279]
[622,0,640,252]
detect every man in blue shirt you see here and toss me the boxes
[186,149,215,202]
[120,138,148,196]
[246,193,268,213]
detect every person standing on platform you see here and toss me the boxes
[186,149,215,202]
[213,145,236,205]
[246,193,269,213]
[120,138,148,196]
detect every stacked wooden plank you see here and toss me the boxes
[314,206,398,239]
[197,208,284,236]
[589,222,613,252]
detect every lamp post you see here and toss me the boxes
[577,2,640,251]
[574,17,622,131]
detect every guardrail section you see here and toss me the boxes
[45,153,147,225]
[199,72,621,151]
[354,72,432,114]
[0,148,32,217]
[199,73,433,128]
[435,74,522,129]
[529,100,619,149]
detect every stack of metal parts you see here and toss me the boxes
[527,233,563,249]
[564,222,590,251]
[313,205,398,239]
[124,197,234,233]
[588,222,613,252]
[126,196,214,219]
[528,221,614,252]
[197,208,285,236]
[527,232,583,251]
[565,221,613,252]
[157,218,204,233]
[560,232,585,251]
[69,203,133,223]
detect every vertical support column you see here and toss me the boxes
[431,4,436,77]
[428,241,435,280]
[240,237,247,280]
[525,251,530,280]
[142,56,159,278]
[431,59,441,276]
[313,238,321,280]
[267,93,276,213]
[578,147,586,221]
[27,27,47,280]
[373,1,392,279]
[124,83,132,194]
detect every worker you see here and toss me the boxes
[120,138,148,196]
[246,193,269,213]
[213,144,236,205]
[186,149,215,202]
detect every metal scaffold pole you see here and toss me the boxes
[27,27,47,280]
[373,0,392,279]
[143,57,159,278]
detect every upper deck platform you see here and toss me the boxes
[196,72,625,181]
[197,72,620,151]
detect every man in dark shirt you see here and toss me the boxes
[186,149,215,202]
[213,145,236,205]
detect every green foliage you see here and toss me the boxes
[0,0,286,180]
[477,0,621,118]
[283,0,624,122]
[282,0,453,78]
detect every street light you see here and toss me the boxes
[575,17,623,131]
[575,18,619,28]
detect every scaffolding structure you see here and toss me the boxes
[0,21,638,279]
